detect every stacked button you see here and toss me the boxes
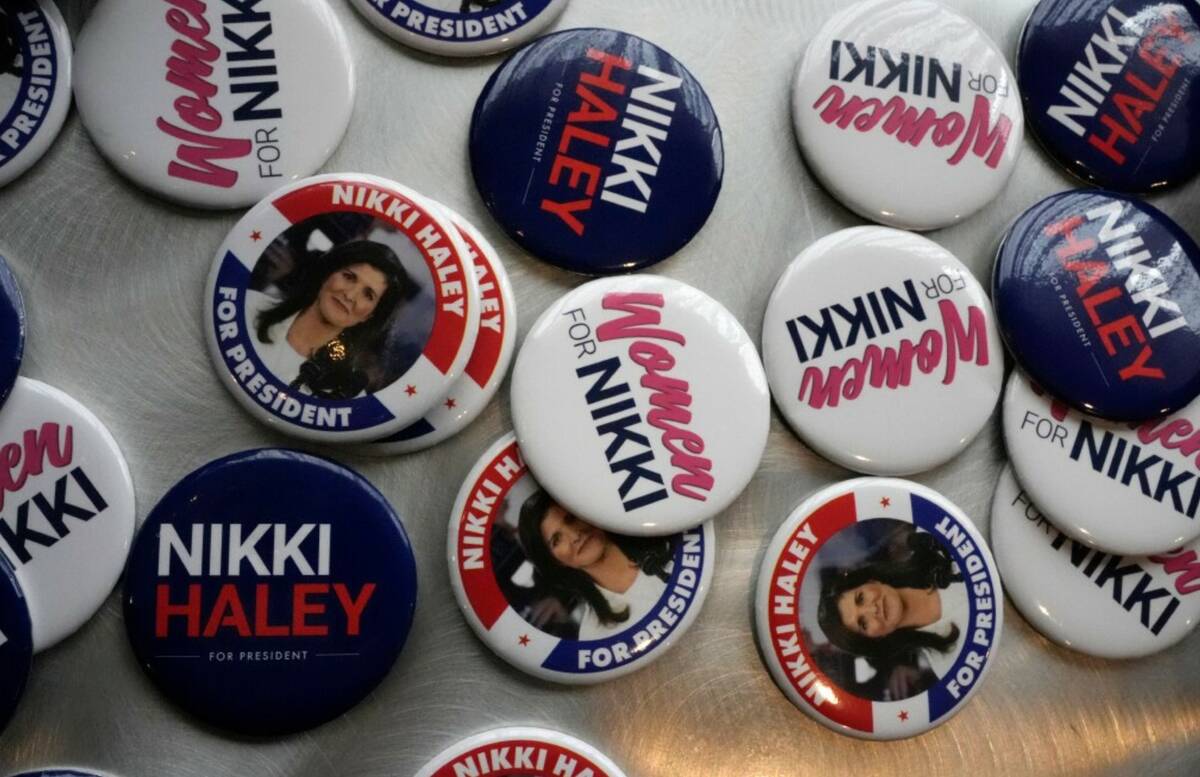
[349,0,570,57]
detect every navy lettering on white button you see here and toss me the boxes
[0,252,25,407]
[993,190,1200,421]
[470,28,723,274]
[122,450,417,735]
[0,557,32,735]
[349,0,568,57]
[1018,0,1200,191]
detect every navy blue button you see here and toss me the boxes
[994,190,1200,421]
[1018,0,1200,192]
[0,252,26,408]
[0,557,32,735]
[123,449,418,736]
[470,28,724,274]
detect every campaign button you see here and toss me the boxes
[0,553,32,735]
[991,464,1200,658]
[122,449,418,735]
[1003,369,1200,555]
[204,174,481,443]
[448,433,714,684]
[510,275,769,535]
[0,378,135,652]
[73,0,354,209]
[349,0,569,58]
[0,0,72,188]
[0,251,25,408]
[415,727,627,777]
[1018,0,1200,192]
[754,477,1003,740]
[368,203,517,454]
[762,227,1003,475]
[9,771,118,777]
[993,190,1200,421]
[470,28,723,274]
[791,0,1023,230]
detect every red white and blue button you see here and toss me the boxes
[349,0,569,57]
[415,727,627,777]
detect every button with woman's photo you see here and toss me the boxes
[510,275,769,535]
[0,0,71,189]
[415,726,627,777]
[755,478,1003,740]
[991,464,1200,659]
[1003,370,1200,556]
[0,251,25,408]
[368,203,517,454]
[349,0,569,58]
[449,433,715,684]
[0,554,32,736]
[204,174,482,443]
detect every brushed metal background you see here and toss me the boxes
[1,1,1198,775]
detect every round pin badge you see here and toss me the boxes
[791,0,1023,231]
[991,464,1200,658]
[122,449,418,735]
[0,378,135,652]
[511,275,769,535]
[369,205,516,454]
[205,174,481,443]
[1018,0,1200,192]
[993,190,1200,421]
[449,433,714,683]
[349,0,569,58]
[416,727,627,777]
[0,0,72,188]
[0,252,25,408]
[73,0,354,209]
[470,28,724,274]
[762,227,1003,475]
[755,478,1003,740]
[1003,369,1200,555]
[0,557,32,735]
[9,771,116,777]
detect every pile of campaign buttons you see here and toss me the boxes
[0,0,72,189]
[762,227,1003,475]
[791,0,1023,230]
[470,27,724,274]
[204,173,517,453]
[755,478,1003,740]
[1018,0,1200,192]
[415,727,627,777]
[122,449,418,735]
[350,0,570,57]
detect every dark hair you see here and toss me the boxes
[816,532,962,661]
[255,240,416,399]
[517,490,672,627]
[1,7,22,78]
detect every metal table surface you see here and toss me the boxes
[1,0,1198,775]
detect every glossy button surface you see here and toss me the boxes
[349,0,569,57]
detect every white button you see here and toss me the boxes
[349,0,569,57]
[415,727,627,777]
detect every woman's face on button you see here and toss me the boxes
[317,263,389,330]
[540,504,607,569]
[836,580,904,638]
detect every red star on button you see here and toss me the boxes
[518,635,530,647]
[250,230,263,241]
[444,398,457,409]
[880,497,892,508]
[898,710,909,722]
[405,385,417,396]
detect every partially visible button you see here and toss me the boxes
[993,190,1200,421]
[0,251,25,408]
[8,771,120,777]
[1002,369,1200,556]
[762,226,1003,475]
[73,0,355,208]
[0,0,72,188]
[471,28,723,274]
[0,378,135,652]
[0,553,32,736]
[415,727,628,777]
[991,464,1200,658]
[448,433,715,684]
[792,0,1023,230]
[1017,0,1200,192]
[204,174,481,443]
[755,477,1003,739]
[511,275,769,535]
[122,449,418,735]
[348,0,569,57]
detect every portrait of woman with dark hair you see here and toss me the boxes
[245,239,418,399]
[517,489,673,640]
[816,530,967,687]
